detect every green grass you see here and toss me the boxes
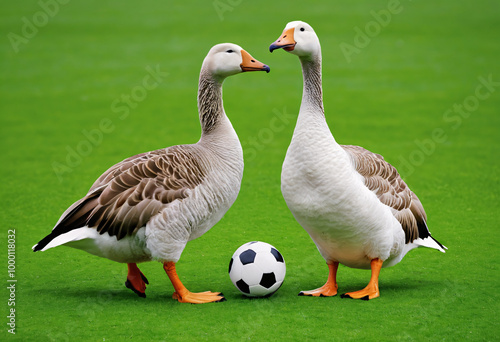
[1,0,499,341]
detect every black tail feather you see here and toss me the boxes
[33,190,101,252]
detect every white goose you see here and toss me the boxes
[269,21,446,300]
[33,43,270,304]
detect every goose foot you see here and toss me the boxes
[299,262,338,297]
[341,258,383,300]
[163,261,225,304]
[340,288,377,300]
[125,263,149,298]
[172,291,226,304]
[299,283,338,297]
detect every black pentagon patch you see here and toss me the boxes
[239,249,256,265]
[270,248,284,263]
[228,257,234,274]
[260,272,276,289]
[236,279,250,294]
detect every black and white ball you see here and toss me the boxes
[228,241,286,297]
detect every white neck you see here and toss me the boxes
[291,50,340,149]
[298,52,324,116]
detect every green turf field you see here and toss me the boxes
[1,0,499,341]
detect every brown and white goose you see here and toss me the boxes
[269,21,446,300]
[33,43,270,304]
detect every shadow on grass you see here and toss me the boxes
[37,285,238,305]
[294,276,445,300]
[32,273,446,306]
[35,285,180,304]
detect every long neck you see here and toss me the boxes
[299,54,324,115]
[198,68,224,136]
[196,67,241,161]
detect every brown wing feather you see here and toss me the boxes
[342,145,428,243]
[53,145,207,240]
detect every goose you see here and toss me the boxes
[33,43,270,304]
[269,21,446,300]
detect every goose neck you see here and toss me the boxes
[197,69,240,158]
[198,69,224,135]
[299,55,324,115]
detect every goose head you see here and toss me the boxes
[203,43,270,79]
[269,21,321,59]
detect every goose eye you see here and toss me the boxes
[226,49,234,53]
[300,27,305,32]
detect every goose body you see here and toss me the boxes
[42,143,241,263]
[270,21,445,299]
[34,43,270,303]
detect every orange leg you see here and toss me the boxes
[163,262,225,304]
[125,263,149,298]
[299,262,339,297]
[341,258,383,300]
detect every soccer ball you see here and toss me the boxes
[228,241,286,297]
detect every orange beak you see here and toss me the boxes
[240,49,270,73]
[269,27,296,52]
